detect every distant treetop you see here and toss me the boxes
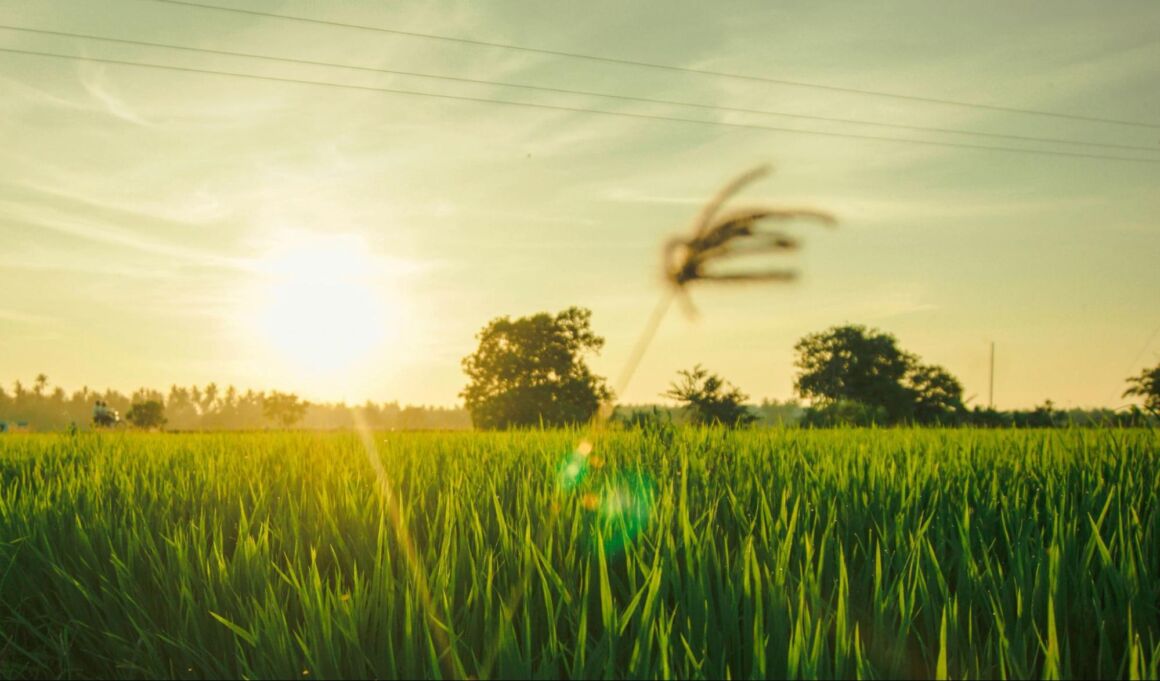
[461,307,611,429]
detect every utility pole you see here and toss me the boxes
[988,341,995,409]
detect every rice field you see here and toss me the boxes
[0,428,1157,679]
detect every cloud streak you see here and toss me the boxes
[77,61,158,127]
[0,205,250,272]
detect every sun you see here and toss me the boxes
[248,234,403,375]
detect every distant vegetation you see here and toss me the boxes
[455,312,1154,432]
[793,325,1155,428]
[461,306,611,429]
[124,399,166,430]
[1,322,1155,432]
[0,377,471,432]
[794,324,964,426]
[261,391,309,429]
[1124,362,1160,418]
[662,365,756,428]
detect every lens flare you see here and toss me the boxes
[556,444,592,491]
[592,475,655,556]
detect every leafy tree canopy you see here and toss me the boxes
[125,400,166,430]
[663,364,756,428]
[907,363,965,425]
[263,391,308,429]
[794,324,964,425]
[461,307,612,429]
[1124,362,1160,417]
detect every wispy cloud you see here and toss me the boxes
[77,62,157,127]
[0,207,249,272]
[8,179,237,230]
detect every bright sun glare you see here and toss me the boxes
[250,234,403,375]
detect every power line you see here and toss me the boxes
[5,24,1158,156]
[146,0,1160,130]
[3,45,1159,165]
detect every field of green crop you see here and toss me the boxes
[0,428,1157,679]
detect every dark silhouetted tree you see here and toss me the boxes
[794,325,915,423]
[906,363,965,424]
[126,400,167,429]
[663,364,756,427]
[1124,362,1160,417]
[794,324,965,425]
[461,307,611,429]
[263,391,308,429]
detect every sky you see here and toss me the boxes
[1,0,1158,410]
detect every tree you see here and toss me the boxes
[794,325,916,423]
[167,385,199,430]
[200,383,219,416]
[802,399,890,427]
[906,363,965,424]
[794,324,964,425]
[125,400,167,429]
[263,391,308,429]
[461,307,612,429]
[1124,363,1160,417]
[399,406,432,430]
[663,365,756,427]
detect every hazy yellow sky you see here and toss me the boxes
[1,1,1158,409]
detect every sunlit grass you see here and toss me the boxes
[0,428,1157,679]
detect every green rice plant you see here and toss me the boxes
[0,428,1156,679]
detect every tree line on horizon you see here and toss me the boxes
[2,308,1155,432]
[0,372,806,433]
[459,307,1158,430]
[0,377,471,432]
